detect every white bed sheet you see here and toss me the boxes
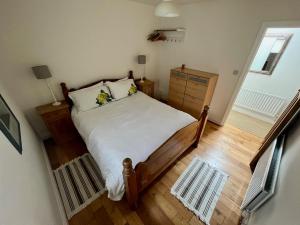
[71,92,196,200]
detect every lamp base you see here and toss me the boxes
[52,101,61,106]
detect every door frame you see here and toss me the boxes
[220,20,300,125]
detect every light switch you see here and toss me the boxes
[233,70,239,76]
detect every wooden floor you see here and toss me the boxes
[45,122,262,225]
[226,110,273,138]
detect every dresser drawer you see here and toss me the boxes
[188,75,209,87]
[169,99,183,110]
[171,70,187,80]
[185,83,207,100]
[170,76,187,87]
[183,95,204,107]
[168,90,184,110]
[169,90,184,101]
[182,95,204,118]
[169,82,186,94]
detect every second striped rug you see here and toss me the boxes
[54,153,106,219]
[171,157,228,225]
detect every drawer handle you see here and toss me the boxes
[189,76,208,84]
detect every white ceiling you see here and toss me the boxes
[130,0,202,5]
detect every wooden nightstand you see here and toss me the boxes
[135,79,154,97]
[36,101,78,145]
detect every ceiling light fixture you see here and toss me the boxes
[155,0,180,18]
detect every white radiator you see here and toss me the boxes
[241,135,284,213]
[234,89,287,122]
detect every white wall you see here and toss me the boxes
[155,0,300,124]
[0,84,62,225]
[2,0,300,136]
[249,116,300,225]
[0,0,158,138]
[241,28,300,101]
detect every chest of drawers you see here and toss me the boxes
[168,68,218,119]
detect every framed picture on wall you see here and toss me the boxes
[0,95,22,154]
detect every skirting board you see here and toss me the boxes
[208,118,224,126]
[233,106,276,124]
[41,142,69,225]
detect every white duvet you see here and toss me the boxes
[72,92,196,200]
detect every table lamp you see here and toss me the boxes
[138,55,146,83]
[32,65,61,106]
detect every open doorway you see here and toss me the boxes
[226,27,300,138]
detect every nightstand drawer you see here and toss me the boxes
[136,79,154,97]
[42,109,69,122]
[142,86,154,96]
[46,116,77,144]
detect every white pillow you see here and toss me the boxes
[69,83,112,111]
[106,79,137,100]
[119,76,128,81]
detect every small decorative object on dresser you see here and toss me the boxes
[168,67,218,119]
[36,101,78,145]
[32,65,61,106]
[135,79,154,97]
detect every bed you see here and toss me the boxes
[60,71,209,208]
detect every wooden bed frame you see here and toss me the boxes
[60,70,209,209]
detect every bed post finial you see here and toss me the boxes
[203,105,209,115]
[128,70,134,79]
[123,158,138,209]
[193,105,209,148]
[60,82,68,100]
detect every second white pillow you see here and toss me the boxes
[106,79,137,100]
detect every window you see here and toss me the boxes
[250,33,292,75]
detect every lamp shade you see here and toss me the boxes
[32,65,52,79]
[138,55,146,65]
[155,0,180,18]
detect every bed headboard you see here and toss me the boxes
[60,70,134,106]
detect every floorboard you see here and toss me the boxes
[226,110,273,138]
[45,122,262,225]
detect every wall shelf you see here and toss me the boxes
[147,28,186,42]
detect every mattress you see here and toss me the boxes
[71,92,196,200]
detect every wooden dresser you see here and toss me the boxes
[168,67,218,119]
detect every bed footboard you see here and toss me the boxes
[122,106,209,209]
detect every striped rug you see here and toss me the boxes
[171,157,228,225]
[53,153,106,219]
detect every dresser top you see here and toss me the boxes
[173,67,219,79]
